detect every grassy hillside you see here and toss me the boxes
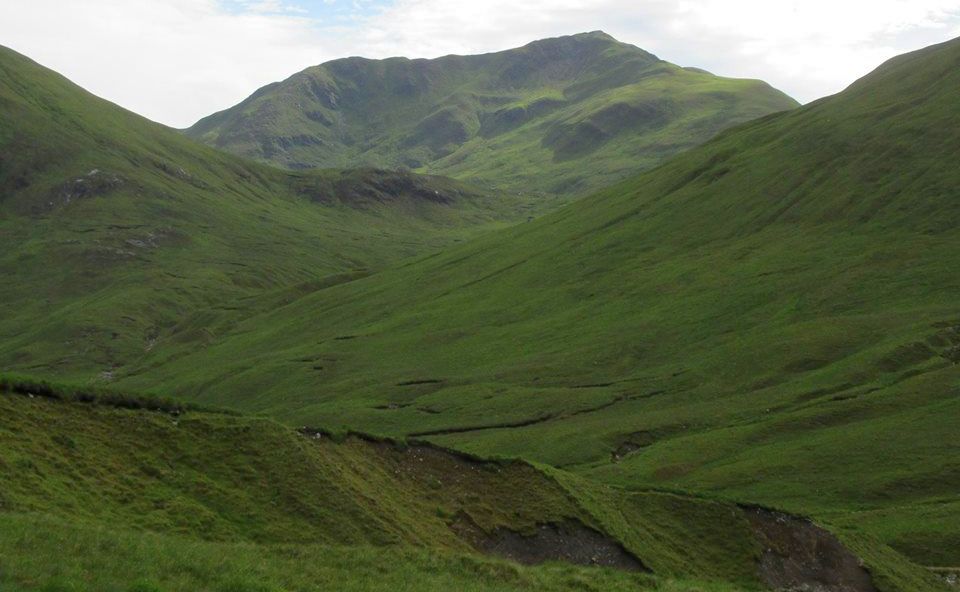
[122,37,960,566]
[187,32,797,199]
[0,387,944,592]
[0,45,520,382]
[0,517,723,592]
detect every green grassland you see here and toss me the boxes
[0,516,733,592]
[1,27,958,592]
[187,32,797,198]
[0,388,945,592]
[0,45,524,383]
[110,38,960,566]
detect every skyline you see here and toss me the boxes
[1,0,959,127]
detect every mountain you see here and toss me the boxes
[0,45,520,381]
[186,32,797,198]
[122,37,960,567]
[1,32,957,591]
[0,381,944,592]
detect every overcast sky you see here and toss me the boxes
[1,0,959,128]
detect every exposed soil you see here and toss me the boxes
[343,435,649,573]
[932,569,959,588]
[373,402,412,410]
[456,515,648,572]
[300,428,882,588]
[406,414,557,437]
[609,426,677,462]
[611,439,648,463]
[746,507,877,592]
[408,389,669,439]
[396,379,444,386]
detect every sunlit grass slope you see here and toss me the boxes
[126,37,960,565]
[187,32,797,198]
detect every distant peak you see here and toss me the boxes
[515,31,657,64]
[577,30,616,40]
[529,31,619,45]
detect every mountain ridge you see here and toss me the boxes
[186,31,797,198]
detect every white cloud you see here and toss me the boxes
[351,0,960,101]
[238,0,308,13]
[0,0,957,127]
[0,0,332,127]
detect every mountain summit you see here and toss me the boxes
[187,32,797,198]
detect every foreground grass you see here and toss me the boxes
[0,514,746,592]
[0,391,756,591]
[0,391,948,592]
[0,391,771,588]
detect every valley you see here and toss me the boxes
[0,25,957,592]
[118,36,960,569]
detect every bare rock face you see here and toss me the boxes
[42,169,124,213]
[746,507,877,592]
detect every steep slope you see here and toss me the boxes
[0,385,944,592]
[126,38,960,565]
[0,45,517,381]
[187,32,797,198]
